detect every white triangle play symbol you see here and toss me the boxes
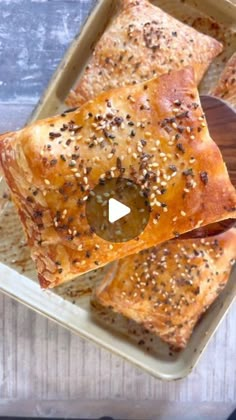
[108,198,131,224]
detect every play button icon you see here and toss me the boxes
[108,198,131,223]
[86,177,150,243]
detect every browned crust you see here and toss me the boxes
[211,52,236,106]
[66,0,222,107]
[0,67,235,288]
[93,228,236,350]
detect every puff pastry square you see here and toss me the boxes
[66,0,223,107]
[93,228,236,350]
[211,53,236,107]
[0,67,235,288]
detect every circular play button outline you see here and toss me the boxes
[85,177,150,243]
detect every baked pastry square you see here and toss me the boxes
[0,67,235,288]
[93,228,236,350]
[211,52,236,107]
[66,0,223,107]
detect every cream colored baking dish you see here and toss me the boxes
[0,0,236,380]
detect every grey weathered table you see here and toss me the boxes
[0,1,235,418]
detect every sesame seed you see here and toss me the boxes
[69,160,76,166]
[174,99,181,105]
[190,135,195,140]
[172,122,178,129]
[180,210,186,216]
[144,131,152,138]
[107,153,113,159]
[44,179,50,185]
[132,153,137,159]
[186,126,191,133]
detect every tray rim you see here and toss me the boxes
[1,262,235,381]
[0,0,236,381]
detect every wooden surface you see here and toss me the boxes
[201,95,236,187]
[0,0,236,418]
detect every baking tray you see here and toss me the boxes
[0,0,236,380]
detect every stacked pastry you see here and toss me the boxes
[92,229,236,350]
[0,0,235,350]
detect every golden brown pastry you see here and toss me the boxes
[0,67,235,288]
[211,53,236,107]
[66,0,222,107]
[93,228,236,350]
